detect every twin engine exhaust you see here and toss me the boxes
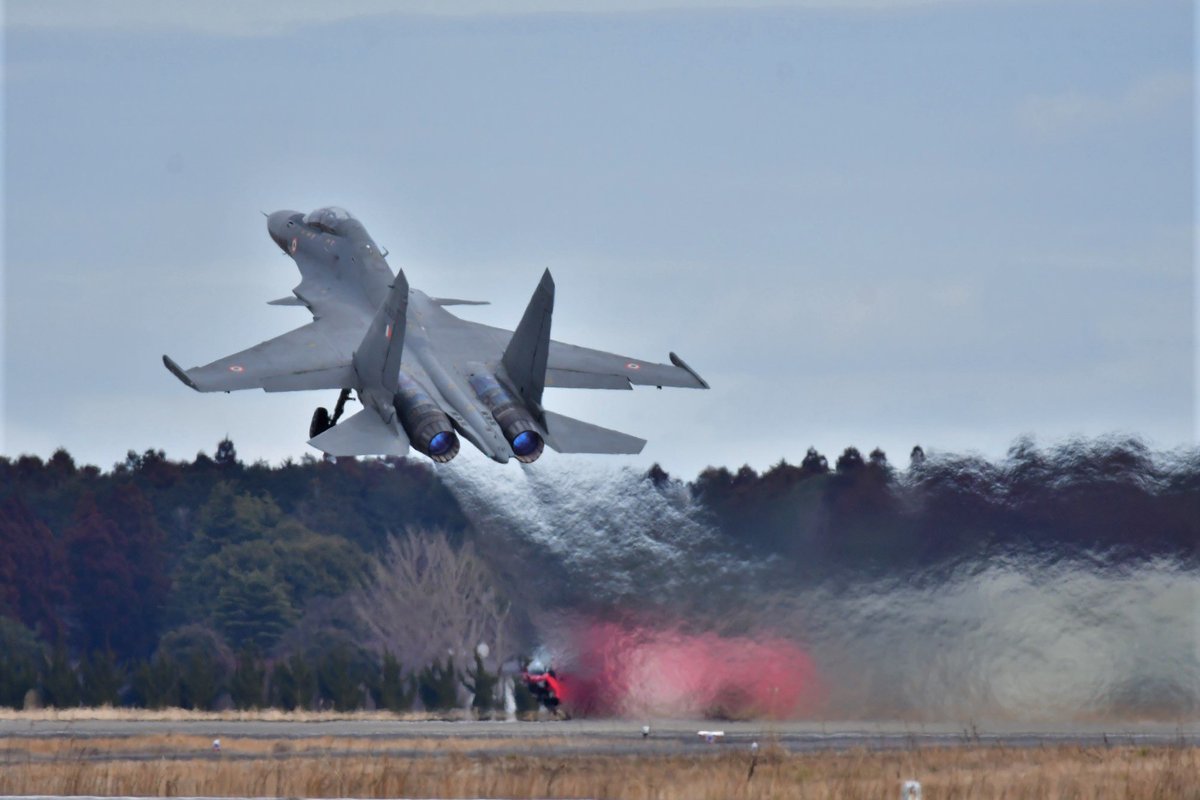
[392,370,545,464]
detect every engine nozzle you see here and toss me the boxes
[394,372,460,463]
[468,373,544,463]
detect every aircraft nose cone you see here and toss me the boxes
[267,210,300,252]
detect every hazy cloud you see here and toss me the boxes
[3,0,1193,474]
[10,0,1027,37]
[1017,72,1191,138]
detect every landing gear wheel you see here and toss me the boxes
[309,407,332,438]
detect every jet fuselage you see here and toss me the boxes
[267,209,524,462]
[165,206,707,465]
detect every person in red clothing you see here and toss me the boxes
[522,659,565,714]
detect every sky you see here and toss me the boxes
[2,0,1195,479]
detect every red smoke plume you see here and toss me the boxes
[551,619,820,718]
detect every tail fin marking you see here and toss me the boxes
[353,270,410,393]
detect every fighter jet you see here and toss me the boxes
[163,207,708,464]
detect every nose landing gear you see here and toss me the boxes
[309,388,353,438]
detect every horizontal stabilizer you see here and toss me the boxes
[268,296,306,307]
[308,408,410,457]
[542,410,646,455]
[433,297,490,306]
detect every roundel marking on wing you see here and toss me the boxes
[229,365,246,373]
[289,238,298,254]
[626,362,641,370]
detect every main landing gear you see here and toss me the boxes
[309,388,353,438]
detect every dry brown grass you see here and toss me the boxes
[1,738,1197,799]
[0,734,578,758]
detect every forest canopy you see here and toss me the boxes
[0,436,1195,711]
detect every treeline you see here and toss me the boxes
[0,616,524,713]
[685,437,1200,575]
[0,441,468,671]
[2,435,1197,710]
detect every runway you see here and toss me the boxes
[3,717,1196,799]
[1,717,1195,756]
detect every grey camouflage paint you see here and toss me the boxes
[164,207,707,464]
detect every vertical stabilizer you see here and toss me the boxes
[353,270,409,393]
[502,269,554,408]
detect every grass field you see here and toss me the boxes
[1,735,1197,799]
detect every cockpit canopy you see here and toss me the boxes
[303,206,354,234]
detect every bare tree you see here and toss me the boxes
[354,529,512,680]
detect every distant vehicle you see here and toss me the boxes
[522,660,565,713]
[164,207,708,464]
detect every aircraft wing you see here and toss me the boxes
[545,342,709,391]
[163,320,356,393]
[432,314,708,391]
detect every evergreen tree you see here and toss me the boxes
[0,619,43,708]
[190,482,252,558]
[290,653,317,710]
[180,651,221,710]
[131,655,180,708]
[153,625,232,709]
[104,483,169,658]
[80,650,123,707]
[268,653,319,711]
[377,651,414,712]
[272,527,365,607]
[800,447,829,475]
[41,645,80,708]
[317,644,364,711]
[910,445,926,467]
[645,463,671,487]
[174,485,361,650]
[47,448,77,481]
[417,657,459,712]
[214,571,296,650]
[835,447,865,473]
[65,494,139,655]
[0,497,68,641]
[215,438,240,469]
[268,659,298,710]
[461,651,497,715]
[0,657,39,709]
[229,647,266,710]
